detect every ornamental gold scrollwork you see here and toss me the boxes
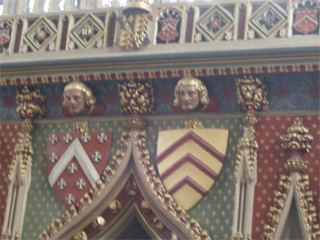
[133,131,211,240]
[235,76,269,112]
[117,80,155,115]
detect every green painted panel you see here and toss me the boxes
[22,116,243,239]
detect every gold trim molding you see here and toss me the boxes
[1,63,319,86]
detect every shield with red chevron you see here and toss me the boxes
[46,132,112,209]
[156,129,228,210]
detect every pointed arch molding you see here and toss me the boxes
[45,131,210,240]
[263,173,320,240]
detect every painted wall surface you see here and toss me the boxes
[0,116,242,239]
[252,115,320,239]
[2,115,318,239]
[0,124,22,236]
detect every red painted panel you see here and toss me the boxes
[237,8,246,40]
[0,124,22,235]
[252,115,320,239]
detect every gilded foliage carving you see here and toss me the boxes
[262,175,292,240]
[16,85,46,119]
[280,117,313,154]
[117,80,155,115]
[234,112,258,180]
[235,76,269,112]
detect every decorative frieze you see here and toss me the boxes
[1,64,319,86]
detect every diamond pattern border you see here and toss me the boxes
[24,17,58,52]
[249,1,288,38]
[195,4,234,41]
[69,13,105,49]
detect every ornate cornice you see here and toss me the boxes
[1,63,319,86]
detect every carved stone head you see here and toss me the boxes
[173,77,209,112]
[63,82,96,116]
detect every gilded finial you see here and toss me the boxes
[280,117,313,174]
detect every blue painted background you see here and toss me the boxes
[1,71,319,121]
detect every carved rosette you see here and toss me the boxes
[133,131,211,240]
[262,175,292,239]
[235,76,269,112]
[280,117,313,174]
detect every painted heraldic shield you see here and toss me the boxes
[293,8,319,34]
[46,132,112,208]
[156,129,228,211]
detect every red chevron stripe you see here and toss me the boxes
[160,153,218,180]
[168,176,207,196]
[157,131,225,163]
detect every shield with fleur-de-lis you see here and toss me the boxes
[46,132,112,209]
